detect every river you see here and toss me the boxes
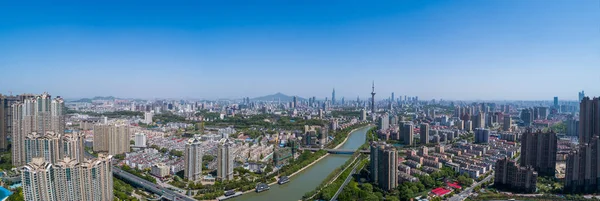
[230,126,371,201]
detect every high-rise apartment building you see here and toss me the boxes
[521,108,533,126]
[59,133,85,163]
[134,133,147,148]
[473,113,485,129]
[494,158,537,193]
[24,132,61,164]
[420,123,429,145]
[93,124,130,155]
[217,138,234,181]
[520,129,557,177]
[378,113,389,131]
[503,116,512,131]
[0,94,21,151]
[400,122,413,146]
[21,155,113,201]
[185,137,203,182]
[11,93,65,166]
[474,128,490,144]
[369,141,397,191]
[565,97,600,192]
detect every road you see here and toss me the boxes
[330,159,363,201]
[113,166,196,201]
[448,173,493,201]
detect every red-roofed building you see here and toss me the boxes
[431,187,452,197]
[447,182,462,189]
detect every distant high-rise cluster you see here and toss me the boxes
[93,124,130,155]
[370,141,397,191]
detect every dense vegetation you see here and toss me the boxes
[0,147,12,171]
[114,177,139,201]
[121,165,157,184]
[331,110,361,118]
[6,188,24,201]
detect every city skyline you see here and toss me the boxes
[1,1,599,100]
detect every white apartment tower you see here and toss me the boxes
[134,133,147,148]
[184,137,203,182]
[217,138,234,181]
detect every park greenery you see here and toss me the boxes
[331,110,361,118]
[6,187,24,201]
[114,177,139,201]
[0,147,12,171]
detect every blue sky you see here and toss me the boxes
[0,0,599,100]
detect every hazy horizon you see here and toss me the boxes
[1,1,599,100]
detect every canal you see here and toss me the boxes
[230,126,372,201]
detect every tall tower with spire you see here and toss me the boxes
[371,81,376,114]
[332,88,336,105]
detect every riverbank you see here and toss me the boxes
[230,125,372,199]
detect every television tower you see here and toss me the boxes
[371,81,376,114]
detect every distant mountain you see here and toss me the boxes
[71,96,117,103]
[252,93,306,102]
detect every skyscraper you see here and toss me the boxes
[579,90,585,102]
[332,88,336,105]
[217,138,234,181]
[420,123,429,145]
[369,141,397,191]
[520,129,557,177]
[185,137,203,182]
[93,124,130,155]
[401,122,414,146]
[503,116,512,131]
[521,108,533,126]
[371,81,376,114]
[292,96,297,108]
[11,93,65,166]
[0,94,20,151]
[391,92,394,102]
[553,97,559,108]
[578,97,600,144]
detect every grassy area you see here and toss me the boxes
[0,148,13,171]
